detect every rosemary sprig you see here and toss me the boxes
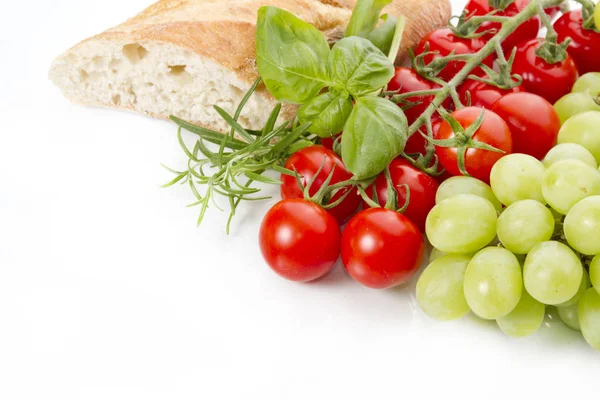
[163,78,319,233]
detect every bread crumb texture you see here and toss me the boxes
[50,39,274,131]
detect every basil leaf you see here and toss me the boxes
[329,37,394,97]
[297,91,353,138]
[342,97,407,179]
[256,6,331,104]
[367,14,397,55]
[345,0,393,38]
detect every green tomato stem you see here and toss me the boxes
[467,15,512,24]
[390,89,442,102]
[538,4,557,39]
[491,0,517,10]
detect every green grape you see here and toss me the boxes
[558,269,591,307]
[572,73,600,96]
[557,304,581,331]
[429,247,474,262]
[558,111,600,165]
[596,4,600,35]
[514,253,526,265]
[426,194,498,254]
[429,247,445,263]
[541,159,600,214]
[497,290,545,337]
[416,255,472,321]
[590,256,600,293]
[564,196,600,255]
[436,176,503,212]
[554,92,600,124]
[490,154,546,206]
[578,288,600,350]
[497,200,554,255]
[523,241,583,305]
[464,247,522,320]
[549,207,564,222]
[543,143,598,169]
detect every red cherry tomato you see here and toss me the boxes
[259,199,341,282]
[415,28,494,82]
[458,79,526,109]
[512,39,579,104]
[404,130,429,157]
[387,67,451,125]
[363,158,439,232]
[491,92,560,160]
[465,0,540,54]
[435,107,513,183]
[555,10,600,75]
[281,146,361,224]
[341,208,425,289]
[435,170,455,184]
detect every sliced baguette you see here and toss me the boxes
[49,0,451,132]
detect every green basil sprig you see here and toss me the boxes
[367,14,399,55]
[345,0,393,38]
[255,4,407,180]
[256,7,331,104]
[329,37,394,97]
[297,91,353,138]
[342,97,407,180]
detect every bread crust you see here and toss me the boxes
[51,0,451,128]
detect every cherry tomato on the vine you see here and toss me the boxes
[281,145,361,224]
[512,39,579,105]
[259,199,341,283]
[415,28,494,82]
[435,107,513,183]
[387,67,451,125]
[465,0,540,54]
[491,92,560,160]
[364,158,439,232]
[458,79,526,109]
[342,208,425,289]
[555,10,600,75]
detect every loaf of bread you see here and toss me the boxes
[49,0,451,132]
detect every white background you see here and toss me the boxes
[1,1,598,399]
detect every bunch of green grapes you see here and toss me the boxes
[418,149,600,350]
